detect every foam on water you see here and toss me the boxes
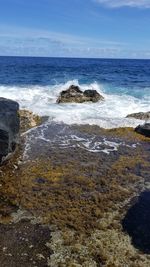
[0,80,149,128]
[23,122,138,160]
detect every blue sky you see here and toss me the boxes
[0,0,150,58]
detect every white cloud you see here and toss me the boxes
[95,0,150,8]
[0,24,124,47]
[0,24,126,57]
[0,25,149,59]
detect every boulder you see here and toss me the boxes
[57,85,104,104]
[0,98,20,163]
[126,111,150,121]
[135,123,150,138]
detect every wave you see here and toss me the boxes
[0,80,149,128]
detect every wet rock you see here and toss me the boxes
[0,98,20,164]
[19,110,42,133]
[0,129,9,163]
[122,191,150,254]
[0,219,51,267]
[126,111,150,121]
[135,123,150,137]
[57,85,104,103]
[0,196,18,223]
[83,89,103,102]
[1,121,150,266]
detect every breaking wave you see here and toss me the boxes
[0,80,149,128]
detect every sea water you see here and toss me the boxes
[0,56,149,128]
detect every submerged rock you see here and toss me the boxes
[126,111,150,121]
[135,123,150,138]
[57,85,104,103]
[0,97,20,163]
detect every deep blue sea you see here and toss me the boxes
[0,56,149,128]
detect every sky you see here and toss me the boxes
[0,0,150,58]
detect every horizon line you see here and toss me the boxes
[0,55,150,61]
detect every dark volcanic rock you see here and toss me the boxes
[135,123,150,137]
[0,129,9,163]
[57,85,104,103]
[122,191,150,254]
[83,89,104,102]
[0,97,20,163]
[126,111,150,121]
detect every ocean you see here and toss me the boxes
[0,56,149,128]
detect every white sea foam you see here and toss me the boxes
[0,80,149,128]
[23,122,138,160]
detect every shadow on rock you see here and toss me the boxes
[122,191,150,254]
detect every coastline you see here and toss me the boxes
[0,56,150,266]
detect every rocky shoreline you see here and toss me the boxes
[0,97,150,267]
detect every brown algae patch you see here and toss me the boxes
[1,145,149,231]
[74,125,150,142]
[0,123,150,266]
